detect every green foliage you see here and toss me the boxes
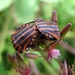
[14,0,38,23]
[0,0,75,75]
[0,0,13,12]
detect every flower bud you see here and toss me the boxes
[25,53,41,59]
[60,22,72,38]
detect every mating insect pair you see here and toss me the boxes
[11,10,61,53]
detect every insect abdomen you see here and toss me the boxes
[11,25,37,53]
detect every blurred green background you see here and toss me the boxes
[0,0,75,75]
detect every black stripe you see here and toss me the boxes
[11,27,23,38]
[42,30,60,37]
[47,30,60,36]
[15,28,34,50]
[36,21,55,25]
[17,26,34,44]
[14,28,23,37]
[17,39,28,53]
[40,28,60,31]
[18,30,35,53]
[16,23,30,34]
[20,29,34,47]
[48,30,60,37]
[16,25,31,36]
[37,25,58,29]
[13,26,32,42]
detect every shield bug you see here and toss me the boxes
[11,10,60,53]
[35,10,60,46]
[11,22,39,53]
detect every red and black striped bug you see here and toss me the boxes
[35,10,60,46]
[11,21,39,53]
[11,10,60,53]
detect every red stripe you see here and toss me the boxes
[18,46,21,52]
[20,31,36,45]
[14,24,30,37]
[13,26,34,44]
[37,24,58,28]
[39,28,59,31]
[49,32,60,39]
[14,30,36,48]
[22,39,30,52]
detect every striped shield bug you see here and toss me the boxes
[11,22,39,53]
[35,10,60,46]
[11,10,60,53]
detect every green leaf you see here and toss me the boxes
[0,0,13,12]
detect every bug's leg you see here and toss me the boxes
[52,10,58,25]
[37,31,43,39]
[47,39,57,48]
[39,33,43,39]
[28,21,35,23]
[50,40,57,45]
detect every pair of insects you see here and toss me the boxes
[11,10,60,53]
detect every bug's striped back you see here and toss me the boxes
[35,18,60,40]
[11,23,37,53]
